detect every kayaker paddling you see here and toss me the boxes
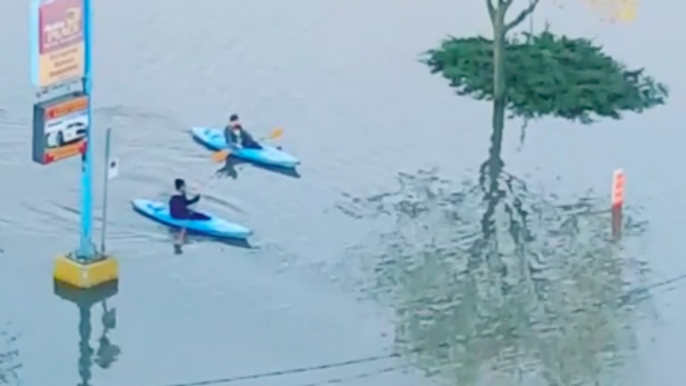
[132,198,251,240]
[169,178,209,221]
[225,114,262,150]
[194,126,298,168]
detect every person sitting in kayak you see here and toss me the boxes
[225,114,262,150]
[169,178,209,220]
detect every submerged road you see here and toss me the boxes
[1,0,686,385]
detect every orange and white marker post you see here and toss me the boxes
[611,169,625,239]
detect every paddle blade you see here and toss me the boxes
[175,229,186,246]
[269,127,284,140]
[212,150,230,163]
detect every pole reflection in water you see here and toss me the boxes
[54,280,120,386]
[77,303,93,386]
[94,300,119,369]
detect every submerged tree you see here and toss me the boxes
[423,0,667,142]
[330,1,657,382]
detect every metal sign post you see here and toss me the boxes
[100,127,112,254]
[30,0,94,260]
[37,0,120,290]
[78,0,95,260]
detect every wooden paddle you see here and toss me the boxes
[211,127,284,163]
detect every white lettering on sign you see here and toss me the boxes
[43,7,82,50]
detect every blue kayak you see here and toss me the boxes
[131,199,252,240]
[191,127,300,168]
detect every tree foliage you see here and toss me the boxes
[423,31,668,123]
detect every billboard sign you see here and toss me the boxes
[33,92,88,165]
[30,0,86,89]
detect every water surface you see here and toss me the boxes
[1,0,685,385]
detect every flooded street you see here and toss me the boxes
[1,0,686,385]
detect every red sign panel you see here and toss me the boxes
[44,95,88,120]
[37,0,85,88]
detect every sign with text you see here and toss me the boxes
[33,92,88,165]
[31,0,85,88]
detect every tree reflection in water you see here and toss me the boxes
[337,134,650,385]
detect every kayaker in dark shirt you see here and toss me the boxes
[224,114,262,150]
[169,178,208,220]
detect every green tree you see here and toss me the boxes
[423,0,667,140]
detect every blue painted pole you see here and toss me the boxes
[79,0,94,259]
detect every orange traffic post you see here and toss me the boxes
[611,169,625,239]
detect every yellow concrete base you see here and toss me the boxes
[53,254,119,289]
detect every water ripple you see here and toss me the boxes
[333,168,652,386]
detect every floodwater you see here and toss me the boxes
[1,0,685,385]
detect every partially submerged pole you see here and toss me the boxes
[100,127,112,254]
[611,169,625,239]
[47,0,119,290]
[78,0,95,260]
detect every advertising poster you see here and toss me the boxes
[30,0,86,89]
[33,93,89,165]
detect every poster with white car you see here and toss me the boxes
[32,92,89,165]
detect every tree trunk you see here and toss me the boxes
[482,3,507,189]
[492,5,507,142]
[480,2,507,242]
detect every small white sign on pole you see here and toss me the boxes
[107,158,119,180]
[101,127,114,254]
